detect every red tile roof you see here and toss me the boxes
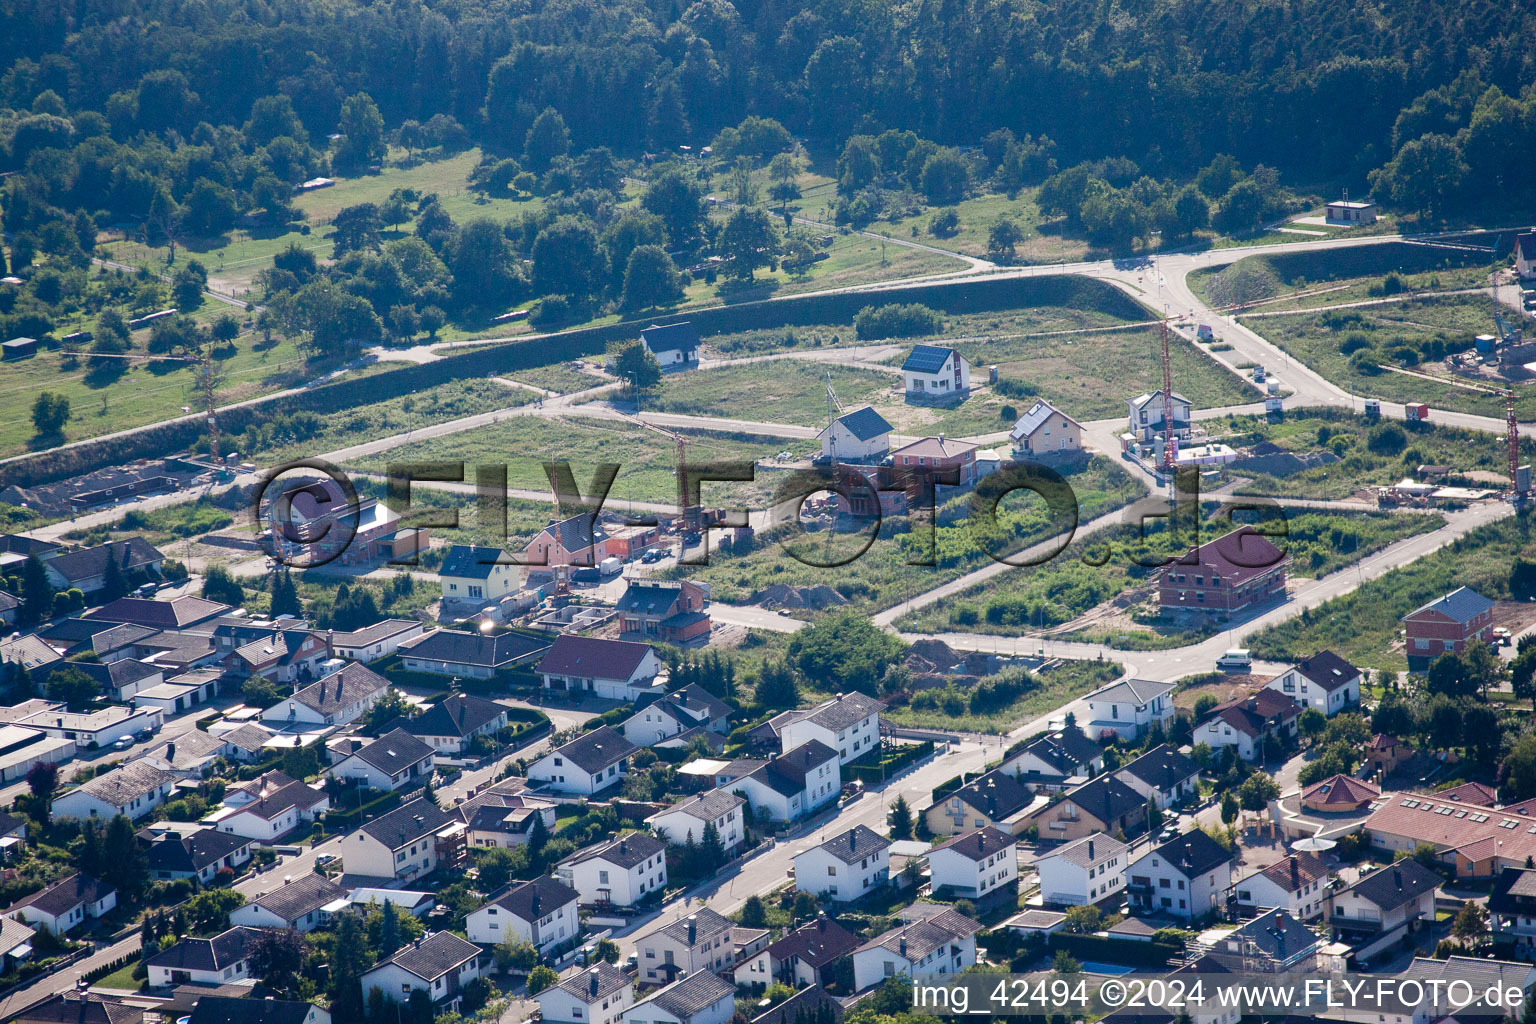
[1169,526,1289,588]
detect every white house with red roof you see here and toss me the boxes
[1232,851,1330,920]
[1193,689,1301,761]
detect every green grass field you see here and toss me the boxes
[1189,240,1496,310]
[878,659,1124,734]
[498,362,610,394]
[649,361,898,428]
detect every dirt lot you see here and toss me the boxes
[1173,672,1278,713]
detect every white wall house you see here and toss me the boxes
[1233,853,1330,921]
[327,728,435,791]
[528,726,635,796]
[850,909,980,991]
[53,762,177,822]
[771,692,885,765]
[817,406,894,462]
[230,873,345,932]
[212,779,329,841]
[465,876,580,954]
[729,740,840,822]
[1034,833,1127,907]
[556,833,668,907]
[927,827,1018,899]
[342,799,458,882]
[622,971,734,1024]
[638,322,701,369]
[260,662,390,729]
[361,932,484,1012]
[1264,651,1361,717]
[646,790,744,857]
[331,619,429,662]
[537,636,664,702]
[438,545,520,606]
[901,345,971,400]
[146,926,259,987]
[539,964,634,1024]
[1126,831,1235,921]
[1,873,116,934]
[1081,679,1175,742]
[1113,744,1200,808]
[791,825,890,902]
[636,907,734,984]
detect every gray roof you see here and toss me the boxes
[1018,729,1101,774]
[347,728,434,775]
[1010,399,1080,441]
[930,826,1015,862]
[375,931,480,981]
[188,996,322,1024]
[1045,832,1126,869]
[801,692,885,731]
[555,963,631,1003]
[1220,907,1320,961]
[833,405,893,442]
[949,767,1034,819]
[48,539,165,587]
[6,872,114,918]
[1144,829,1234,879]
[637,683,731,727]
[224,778,325,822]
[439,544,511,580]
[143,828,249,875]
[146,926,258,973]
[402,628,550,668]
[68,762,176,809]
[656,906,731,946]
[291,662,388,714]
[856,907,979,960]
[331,619,422,647]
[1291,650,1361,691]
[220,724,273,753]
[403,694,506,739]
[248,872,345,922]
[901,344,957,373]
[640,321,701,356]
[748,739,838,797]
[816,824,891,864]
[547,726,636,774]
[489,876,580,923]
[1116,744,1199,792]
[73,658,159,690]
[539,513,610,555]
[1090,678,1174,707]
[764,916,860,969]
[654,789,745,827]
[641,969,734,1021]
[359,798,456,850]
[1347,859,1441,911]
[1404,585,1495,625]
[1065,774,1148,827]
[562,832,665,869]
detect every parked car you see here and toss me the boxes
[114,736,133,750]
[570,567,601,584]
[1216,648,1253,672]
[1493,627,1512,646]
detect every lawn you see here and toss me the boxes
[670,456,1143,617]
[499,362,610,395]
[649,361,898,429]
[1239,293,1535,419]
[91,962,141,991]
[892,506,1443,638]
[877,659,1125,734]
[1246,508,1534,673]
[1202,408,1536,500]
[346,413,810,509]
[65,498,235,546]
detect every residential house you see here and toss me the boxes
[1299,774,1378,813]
[1,873,116,934]
[261,477,425,566]
[1519,231,1536,280]
[225,630,329,684]
[538,635,664,701]
[438,545,519,607]
[260,662,391,729]
[327,728,435,792]
[1489,867,1536,954]
[146,926,259,987]
[522,514,613,568]
[767,692,885,765]
[84,594,224,630]
[637,907,734,983]
[622,685,731,749]
[1126,830,1236,921]
[818,406,894,462]
[465,876,581,954]
[735,916,860,990]
[1401,957,1536,1021]
[888,436,979,488]
[1363,791,1536,878]
[0,915,34,972]
[791,825,890,902]
[1009,400,1084,460]
[1127,389,1192,442]
[1194,689,1301,761]
[1208,908,1322,972]
[230,873,345,932]
[401,694,509,756]
[43,539,164,595]
[1233,852,1330,921]
[142,729,231,778]
[72,659,162,703]
[615,579,710,645]
[1326,860,1440,963]
[528,726,636,795]
[646,790,745,857]
[749,989,842,1024]
[456,787,557,849]
[360,932,483,1012]
[212,776,330,841]
[397,629,550,678]
[342,799,462,882]
[330,619,429,662]
[622,971,734,1024]
[1367,733,1412,776]
[54,761,177,821]
[729,740,840,822]
[1024,774,1147,843]
[1081,678,1175,742]
[539,964,634,1024]
[143,828,252,883]
[925,768,1039,838]
[1159,526,1290,618]
[22,704,164,751]
[1401,586,1496,669]
[639,322,701,369]
[928,827,1018,900]
[556,832,668,907]
[901,345,971,401]
[1034,833,1127,907]
[188,997,331,1024]
[1000,729,1103,783]
[1264,651,1361,716]
[11,995,145,1024]
[1114,744,1200,808]
[850,908,980,990]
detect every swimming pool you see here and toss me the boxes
[1078,961,1137,975]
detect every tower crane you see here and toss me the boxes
[632,416,702,536]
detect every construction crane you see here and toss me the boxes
[1159,315,1177,482]
[633,415,701,535]
[823,371,845,461]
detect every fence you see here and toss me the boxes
[844,740,936,784]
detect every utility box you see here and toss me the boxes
[988,365,999,384]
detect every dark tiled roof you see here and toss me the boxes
[801,692,885,731]
[73,658,159,690]
[188,996,322,1024]
[657,906,731,946]
[1489,867,1536,916]
[401,629,550,668]
[1168,526,1289,588]
[331,619,421,647]
[538,635,654,681]
[656,789,744,827]
[85,595,225,629]
[833,406,893,442]
[359,798,456,849]
[1347,860,1441,912]
[901,344,957,373]
[1146,829,1234,879]
[643,969,734,1020]
[247,872,346,922]
[816,825,890,864]
[0,810,26,836]
[6,872,114,918]
[765,916,860,968]
[752,984,844,1024]
[1248,852,1328,894]
[1116,744,1199,792]
[562,832,665,869]
[1291,650,1360,692]
[1090,678,1174,707]
[291,663,388,714]
[489,876,580,923]
[1020,729,1101,774]
[237,779,329,821]
[640,321,700,355]
[538,513,609,555]
[950,767,1034,819]
[555,962,631,1002]
[614,579,696,617]
[349,728,434,776]
[403,693,506,739]
[1065,774,1147,827]
[751,739,837,796]
[638,683,730,727]
[146,926,258,972]
[14,996,144,1024]
[376,931,480,981]
[48,539,164,587]
[547,726,636,774]
[931,826,1016,862]
[439,544,512,580]
[1221,907,1320,961]
[856,908,979,960]
[1204,689,1301,738]
[143,829,249,874]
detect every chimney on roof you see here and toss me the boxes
[687,914,697,944]
[1393,868,1402,890]
[1088,840,1095,861]
[1290,857,1299,887]
[898,936,907,959]
[589,967,601,996]
[849,831,856,852]
[166,742,175,762]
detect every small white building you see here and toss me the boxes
[638,322,701,369]
[1,873,116,934]
[212,777,330,841]
[622,970,734,1024]
[901,344,971,401]
[1034,832,1127,907]
[556,832,668,907]
[539,964,634,1024]
[465,875,580,954]
[792,825,890,903]
[1264,650,1361,717]
[1127,389,1192,442]
[327,728,435,791]
[850,908,980,991]
[146,926,259,987]
[621,685,731,749]
[817,406,894,462]
[21,704,163,750]
[438,545,520,606]
[646,790,745,857]
[537,636,664,701]
[636,907,734,984]
[1080,678,1175,742]
[230,873,345,932]
[927,827,1017,899]
[528,726,635,796]
[361,932,484,1013]
[261,662,391,729]
[728,740,840,822]
[768,692,884,765]
[53,761,177,822]
[1126,830,1235,921]
[1325,199,1377,225]
[330,619,429,662]
[1233,852,1330,921]
[1327,859,1440,959]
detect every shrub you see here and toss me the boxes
[853,302,943,340]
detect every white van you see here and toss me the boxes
[1216,649,1252,672]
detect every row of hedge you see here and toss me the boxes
[324,788,403,830]
[0,274,1142,490]
[845,740,936,783]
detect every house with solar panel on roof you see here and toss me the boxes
[1009,399,1087,468]
[900,344,970,403]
